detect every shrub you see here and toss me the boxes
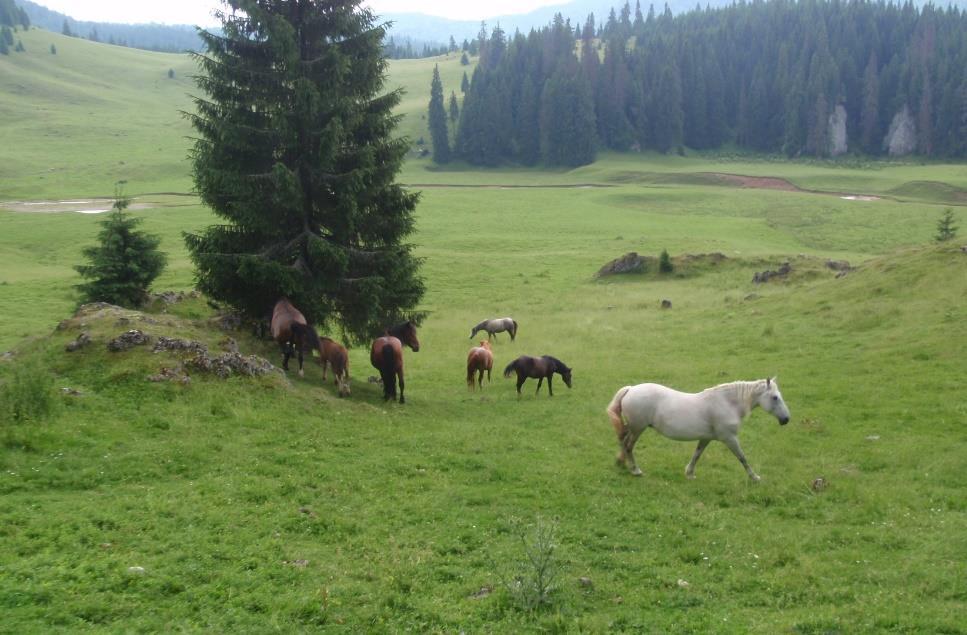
[935,208,958,243]
[498,516,561,612]
[0,357,57,423]
[167,68,174,79]
[659,249,674,273]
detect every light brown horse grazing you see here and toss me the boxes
[466,341,494,390]
[271,298,321,378]
[370,321,420,403]
[318,337,351,397]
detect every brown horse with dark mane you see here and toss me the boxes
[466,340,493,390]
[318,337,351,397]
[271,298,321,378]
[370,321,420,403]
[503,355,573,397]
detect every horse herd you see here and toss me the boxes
[270,298,792,480]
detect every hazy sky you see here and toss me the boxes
[36,1,572,25]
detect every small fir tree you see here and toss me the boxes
[61,19,72,36]
[167,68,175,79]
[461,71,470,93]
[75,185,167,307]
[428,64,451,163]
[448,91,459,124]
[460,51,469,65]
[659,249,674,273]
[50,43,56,55]
[0,35,7,55]
[13,37,23,52]
[935,209,958,242]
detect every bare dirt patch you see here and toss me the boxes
[1,199,156,214]
[702,173,803,192]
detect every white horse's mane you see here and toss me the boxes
[702,379,769,412]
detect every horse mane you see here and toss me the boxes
[704,380,768,411]
[387,321,412,338]
[542,355,569,372]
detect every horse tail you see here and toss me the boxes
[510,320,518,340]
[607,386,632,441]
[503,359,518,378]
[379,343,396,398]
[290,322,321,353]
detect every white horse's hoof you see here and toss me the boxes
[631,467,643,477]
[685,472,696,480]
[750,474,761,483]
[298,369,304,378]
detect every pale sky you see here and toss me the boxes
[35,1,571,26]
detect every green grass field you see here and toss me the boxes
[2,27,966,633]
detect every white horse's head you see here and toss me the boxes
[757,377,790,425]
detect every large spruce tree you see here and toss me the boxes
[186,0,424,343]
[428,65,450,163]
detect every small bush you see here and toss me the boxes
[935,208,958,242]
[659,249,674,273]
[497,516,561,612]
[0,357,58,423]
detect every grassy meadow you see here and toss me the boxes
[2,26,967,633]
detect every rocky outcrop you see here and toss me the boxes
[597,252,645,277]
[828,104,848,156]
[752,262,792,284]
[884,106,917,157]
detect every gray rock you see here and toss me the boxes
[884,106,917,157]
[597,252,645,277]
[828,104,848,156]
[107,330,151,352]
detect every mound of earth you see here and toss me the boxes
[56,302,281,383]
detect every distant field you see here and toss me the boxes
[1,25,966,633]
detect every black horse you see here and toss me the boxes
[503,355,573,397]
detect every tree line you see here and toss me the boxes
[437,0,967,167]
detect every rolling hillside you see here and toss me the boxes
[1,12,966,632]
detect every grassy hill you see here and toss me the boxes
[1,24,966,632]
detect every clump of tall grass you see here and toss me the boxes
[0,357,57,423]
[496,516,561,612]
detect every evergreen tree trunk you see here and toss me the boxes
[185,0,424,343]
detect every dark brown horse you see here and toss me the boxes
[318,337,350,397]
[271,298,321,378]
[370,321,420,403]
[503,355,573,397]
[466,340,493,390]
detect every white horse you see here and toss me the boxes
[469,317,518,341]
[606,378,790,481]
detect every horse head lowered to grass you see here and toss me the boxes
[606,377,790,481]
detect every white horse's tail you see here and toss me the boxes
[606,386,632,441]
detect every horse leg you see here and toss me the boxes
[516,375,525,397]
[477,369,484,389]
[297,347,304,378]
[397,368,405,404]
[321,359,328,381]
[722,435,760,482]
[685,440,711,479]
[547,375,554,397]
[535,377,544,394]
[281,342,292,372]
[624,427,646,476]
